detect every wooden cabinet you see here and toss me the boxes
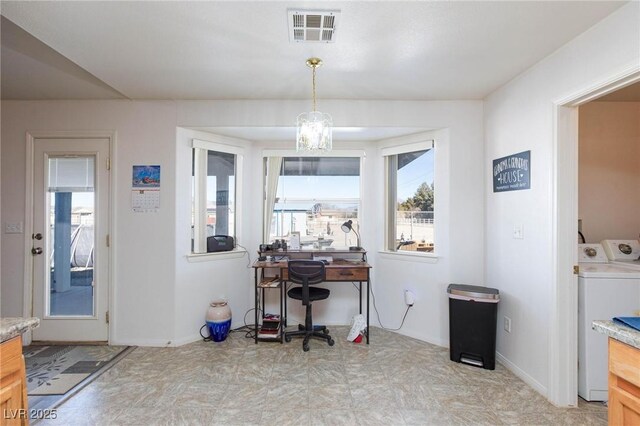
[0,336,29,426]
[608,338,640,425]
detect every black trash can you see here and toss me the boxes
[447,284,500,370]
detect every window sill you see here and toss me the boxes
[378,250,439,263]
[186,248,247,263]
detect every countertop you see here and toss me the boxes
[592,320,640,350]
[0,317,40,343]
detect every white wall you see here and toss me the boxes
[0,101,178,346]
[578,101,640,243]
[484,2,640,396]
[2,99,485,349]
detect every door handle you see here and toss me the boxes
[31,247,43,255]
[32,233,43,240]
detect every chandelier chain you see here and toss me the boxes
[312,65,317,112]
[296,57,332,152]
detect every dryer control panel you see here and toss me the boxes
[578,243,608,263]
[601,240,640,261]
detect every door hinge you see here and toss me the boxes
[573,265,579,275]
[106,311,110,324]
[106,157,111,171]
[106,234,110,247]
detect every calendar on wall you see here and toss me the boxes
[131,165,160,212]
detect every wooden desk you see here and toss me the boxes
[252,249,371,344]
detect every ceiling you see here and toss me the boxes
[1,1,627,102]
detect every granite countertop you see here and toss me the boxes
[593,320,640,350]
[0,317,40,343]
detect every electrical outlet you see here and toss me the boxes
[504,316,512,333]
[404,290,415,306]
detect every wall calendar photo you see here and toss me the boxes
[131,165,161,212]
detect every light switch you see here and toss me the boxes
[5,222,23,234]
[513,224,524,239]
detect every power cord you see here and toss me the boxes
[234,306,261,339]
[200,297,263,341]
[366,280,412,331]
[199,324,213,341]
[235,243,252,268]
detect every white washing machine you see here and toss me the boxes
[578,243,640,401]
[601,239,640,270]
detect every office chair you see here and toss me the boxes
[284,260,335,351]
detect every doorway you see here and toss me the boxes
[551,70,640,406]
[28,135,111,342]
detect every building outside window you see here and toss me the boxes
[384,141,435,253]
[263,156,361,248]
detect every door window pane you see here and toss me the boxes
[48,156,95,316]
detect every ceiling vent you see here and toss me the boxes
[288,9,340,43]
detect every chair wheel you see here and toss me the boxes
[323,328,330,334]
[328,338,335,346]
[303,344,310,352]
[285,335,292,343]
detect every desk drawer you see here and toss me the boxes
[326,268,368,281]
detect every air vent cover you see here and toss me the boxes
[288,9,340,43]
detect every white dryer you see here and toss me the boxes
[601,239,640,270]
[577,243,640,401]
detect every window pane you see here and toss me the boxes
[207,151,235,237]
[394,149,434,252]
[267,157,360,248]
[191,148,236,253]
[48,156,95,316]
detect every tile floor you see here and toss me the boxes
[37,326,607,425]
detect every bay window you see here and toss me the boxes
[263,155,361,248]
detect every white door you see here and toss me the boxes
[31,138,110,342]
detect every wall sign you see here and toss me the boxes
[493,151,530,192]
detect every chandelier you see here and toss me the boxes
[296,58,332,152]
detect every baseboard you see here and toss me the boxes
[171,334,203,347]
[393,327,448,348]
[111,326,448,348]
[109,337,174,347]
[496,351,548,397]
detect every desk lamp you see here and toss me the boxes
[341,220,362,251]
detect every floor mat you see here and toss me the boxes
[25,345,128,396]
[30,373,90,395]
